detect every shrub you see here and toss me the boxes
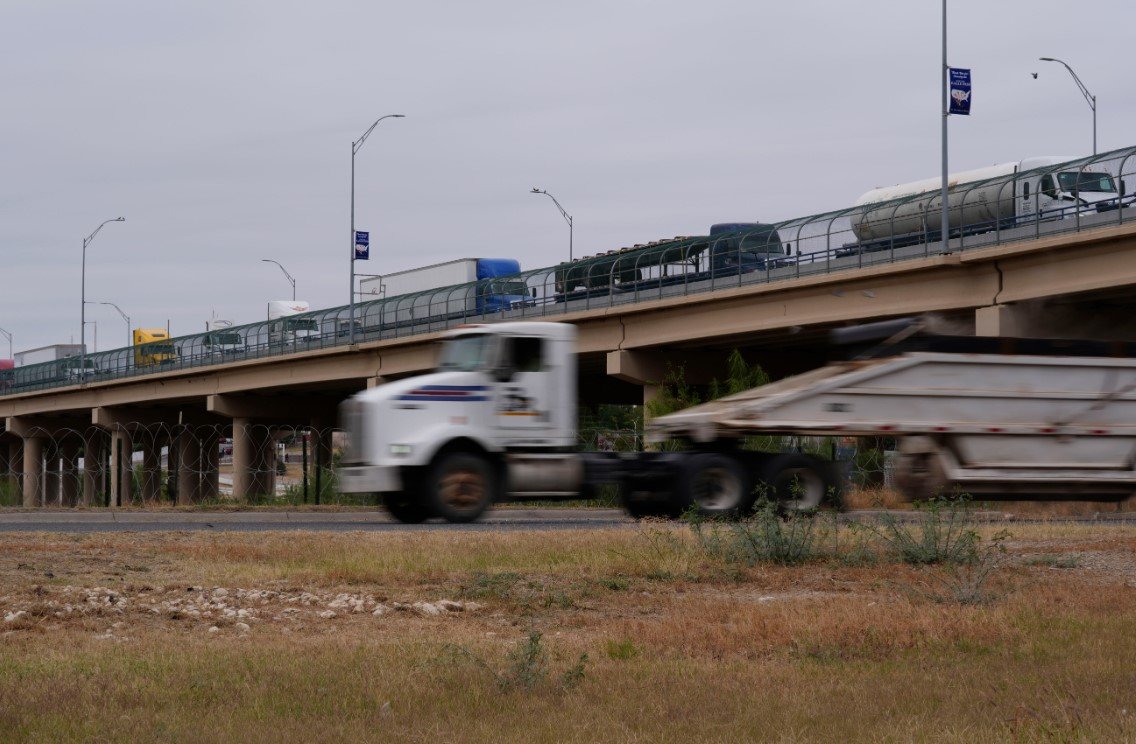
[688,500,829,566]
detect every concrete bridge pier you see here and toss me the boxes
[21,435,44,507]
[82,431,106,507]
[175,426,202,505]
[7,440,22,502]
[231,419,276,501]
[109,428,133,507]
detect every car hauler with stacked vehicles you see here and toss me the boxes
[338,322,1136,523]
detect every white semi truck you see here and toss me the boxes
[358,258,531,327]
[845,155,1124,253]
[338,321,1136,522]
[267,300,318,346]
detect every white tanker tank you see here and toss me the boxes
[849,155,1122,247]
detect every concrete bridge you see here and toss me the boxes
[3,221,1134,507]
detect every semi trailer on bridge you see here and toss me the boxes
[339,321,1136,523]
[552,223,786,302]
[358,258,531,326]
[843,155,1124,255]
[267,301,319,346]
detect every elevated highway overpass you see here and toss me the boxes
[3,220,1135,507]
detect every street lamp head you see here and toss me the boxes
[113,217,125,222]
[1039,57,1056,62]
[391,114,406,118]
[531,187,543,194]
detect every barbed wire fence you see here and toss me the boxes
[0,423,898,508]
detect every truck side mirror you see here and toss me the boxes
[531,288,537,298]
[492,365,515,383]
[1122,180,1128,197]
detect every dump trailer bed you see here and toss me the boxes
[650,350,1136,500]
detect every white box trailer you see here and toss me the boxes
[649,341,1136,504]
[357,258,529,327]
[15,343,85,367]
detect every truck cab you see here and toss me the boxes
[133,329,177,368]
[339,322,579,522]
[1016,156,1122,220]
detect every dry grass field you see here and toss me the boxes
[0,516,1134,742]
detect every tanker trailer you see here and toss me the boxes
[843,155,1121,254]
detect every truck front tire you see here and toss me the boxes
[425,452,497,523]
[382,492,431,524]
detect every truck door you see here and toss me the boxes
[495,335,556,434]
[1018,178,1035,220]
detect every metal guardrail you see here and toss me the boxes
[3,147,1135,397]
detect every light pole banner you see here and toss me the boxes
[354,230,370,260]
[949,68,972,115]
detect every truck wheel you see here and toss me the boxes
[761,454,839,512]
[619,483,676,519]
[426,452,496,523]
[382,492,430,524]
[679,453,752,517]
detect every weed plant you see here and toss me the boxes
[859,495,983,565]
[442,630,587,693]
[687,500,830,566]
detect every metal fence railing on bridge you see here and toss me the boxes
[3,148,1135,397]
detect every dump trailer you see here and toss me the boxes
[646,335,1136,507]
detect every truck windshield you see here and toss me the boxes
[285,318,319,332]
[437,334,494,371]
[486,280,528,296]
[1057,171,1116,193]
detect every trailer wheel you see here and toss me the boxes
[382,492,430,524]
[761,454,838,512]
[619,483,676,519]
[426,452,497,523]
[679,453,753,517]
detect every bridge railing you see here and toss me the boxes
[3,148,1134,397]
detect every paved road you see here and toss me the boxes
[0,509,631,533]
[1,508,1132,533]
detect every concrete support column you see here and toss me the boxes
[21,435,44,508]
[231,417,253,501]
[201,429,221,501]
[109,428,133,507]
[176,428,202,505]
[8,441,23,502]
[141,438,162,502]
[82,432,105,507]
[976,304,1028,337]
[43,443,61,507]
[60,440,81,507]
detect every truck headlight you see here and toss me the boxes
[389,444,412,456]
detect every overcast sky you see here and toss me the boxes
[3,0,1133,353]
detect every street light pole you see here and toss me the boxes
[940,0,949,255]
[1039,57,1097,155]
[350,113,404,345]
[261,259,296,301]
[81,217,125,381]
[531,188,574,262]
[0,326,11,360]
[98,301,131,349]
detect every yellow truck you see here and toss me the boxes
[133,328,177,367]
